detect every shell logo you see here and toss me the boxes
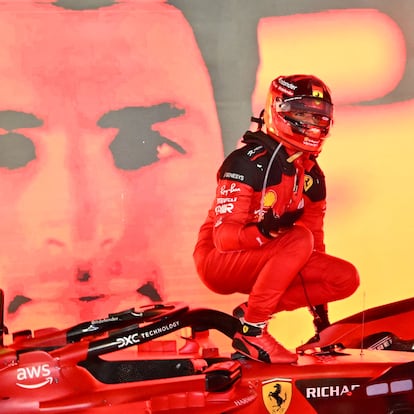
[263,190,277,208]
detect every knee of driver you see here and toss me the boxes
[347,264,360,294]
[290,225,314,252]
[336,262,360,297]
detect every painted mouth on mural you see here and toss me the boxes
[78,294,106,302]
[7,281,163,314]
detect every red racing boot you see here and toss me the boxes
[232,321,298,364]
[296,304,331,353]
[305,304,331,345]
[232,302,248,319]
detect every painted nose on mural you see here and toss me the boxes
[20,166,126,273]
[66,135,128,262]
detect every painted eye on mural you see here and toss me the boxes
[0,111,41,169]
[99,104,186,171]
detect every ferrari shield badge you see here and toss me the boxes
[304,174,313,192]
[262,378,292,414]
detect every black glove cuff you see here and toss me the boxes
[256,222,277,239]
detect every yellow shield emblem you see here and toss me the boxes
[262,379,292,414]
[263,190,277,208]
[304,174,313,192]
[312,85,324,98]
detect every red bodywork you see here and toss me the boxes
[1,291,414,414]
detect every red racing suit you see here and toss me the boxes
[193,130,359,323]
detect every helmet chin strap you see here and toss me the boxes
[286,151,303,163]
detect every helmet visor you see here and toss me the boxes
[277,96,333,120]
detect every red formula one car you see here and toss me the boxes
[2,289,414,414]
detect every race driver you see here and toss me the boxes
[193,74,360,363]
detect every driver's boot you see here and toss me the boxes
[305,304,331,345]
[232,320,298,364]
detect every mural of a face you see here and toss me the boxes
[0,1,223,331]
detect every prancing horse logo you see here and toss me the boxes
[269,383,286,407]
[262,379,292,414]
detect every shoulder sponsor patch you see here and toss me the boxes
[223,171,245,181]
[304,174,313,192]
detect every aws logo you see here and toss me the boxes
[262,379,292,414]
[16,363,53,389]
